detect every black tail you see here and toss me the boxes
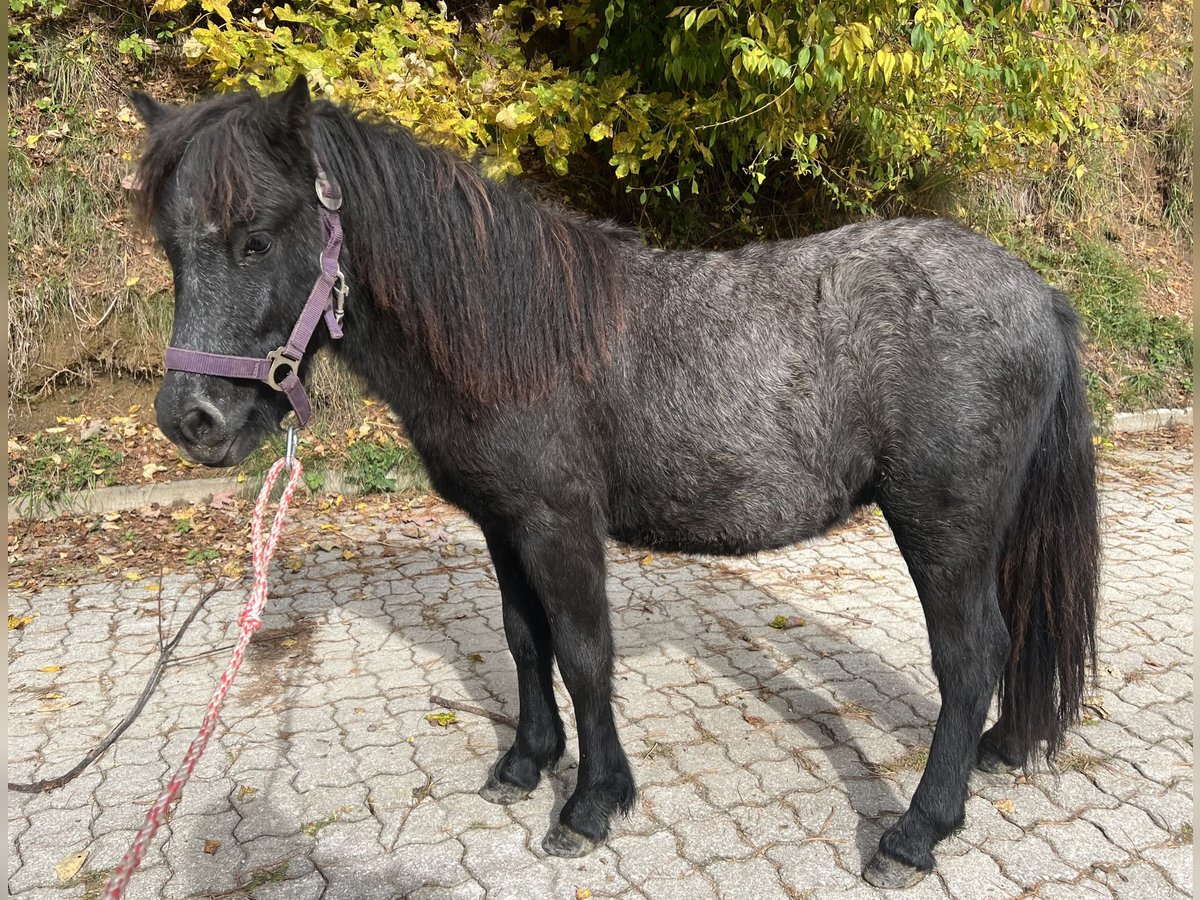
[996,294,1101,766]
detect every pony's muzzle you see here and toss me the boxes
[178,399,225,446]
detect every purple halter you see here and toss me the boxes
[163,157,347,427]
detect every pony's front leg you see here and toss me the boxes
[478,528,566,803]
[516,517,636,857]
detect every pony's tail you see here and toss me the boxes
[996,293,1101,766]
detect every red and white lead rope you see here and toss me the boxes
[104,452,304,899]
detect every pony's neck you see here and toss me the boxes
[310,104,629,409]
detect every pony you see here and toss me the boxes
[129,78,1099,888]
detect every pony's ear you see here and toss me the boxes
[276,75,311,132]
[129,91,174,129]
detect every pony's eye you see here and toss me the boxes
[244,233,272,255]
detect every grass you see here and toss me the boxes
[1057,751,1108,777]
[867,746,930,779]
[9,431,123,516]
[1070,239,1192,412]
[988,229,1192,420]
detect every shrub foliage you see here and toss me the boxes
[154,0,1187,215]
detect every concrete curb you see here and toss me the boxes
[9,466,430,523]
[9,408,1190,522]
[1109,407,1192,433]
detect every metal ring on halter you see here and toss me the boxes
[285,425,298,471]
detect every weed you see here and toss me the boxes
[184,548,219,566]
[346,439,417,494]
[242,862,288,892]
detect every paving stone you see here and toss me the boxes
[6,446,1191,898]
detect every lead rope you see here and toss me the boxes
[103,431,304,899]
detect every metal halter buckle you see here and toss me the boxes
[315,176,343,211]
[265,348,300,390]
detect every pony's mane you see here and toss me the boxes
[135,90,632,406]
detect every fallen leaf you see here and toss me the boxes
[221,562,244,579]
[640,553,654,565]
[38,665,62,673]
[316,540,337,552]
[238,785,258,799]
[142,462,168,479]
[286,555,304,573]
[424,712,458,728]
[209,489,235,509]
[55,850,88,883]
[576,890,593,900]
[341,549,358,560]
[8,614,36,630]
[97,554,116,569]
[39,698,80,712]
[124,571,143,582]
[467,653,484,663]
[203,839,221,855]
[281,638,297,648]
[993,799,1015,814]
[744,715,767,726]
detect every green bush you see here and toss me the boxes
[168,0,1185,219]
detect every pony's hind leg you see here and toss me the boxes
[863,507,1011,889]
[479,528,566,804]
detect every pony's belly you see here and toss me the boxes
[605,477,852,557]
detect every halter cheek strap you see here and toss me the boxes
[162,155,347,428]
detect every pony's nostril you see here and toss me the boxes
[179,402,224,445]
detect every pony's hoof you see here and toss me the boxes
[542,823,596,858]
[863,852,929,890]
[479,772,531,805]
[975,748,1021,774]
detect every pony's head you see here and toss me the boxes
[131,77,329,466]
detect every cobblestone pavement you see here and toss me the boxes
[8,447,1192,899]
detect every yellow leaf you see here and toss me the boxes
[993,798,1016,813]
[204,0,233,22]
[143,584,161,592]
[640,553,654,565]
[342,549,358,560]
[238,785,258,799]
[286,555,304,573]
[128,404,141,414]
[39,698,80,712]
[576,890,593,900]
[495,104,520,130]
[55,850,88,883]
[281,638,297,648]
[151,0,190,12]
[8,614,36,630]
[97,554,116,568]
[142,462,168,479]
[124,571,143,582]
[424,712,458,727]
[38,665,62,673]
[221,562,244,578]
[126,276,140,287]
[237,472,246,483]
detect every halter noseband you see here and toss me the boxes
[162,156,347,427]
